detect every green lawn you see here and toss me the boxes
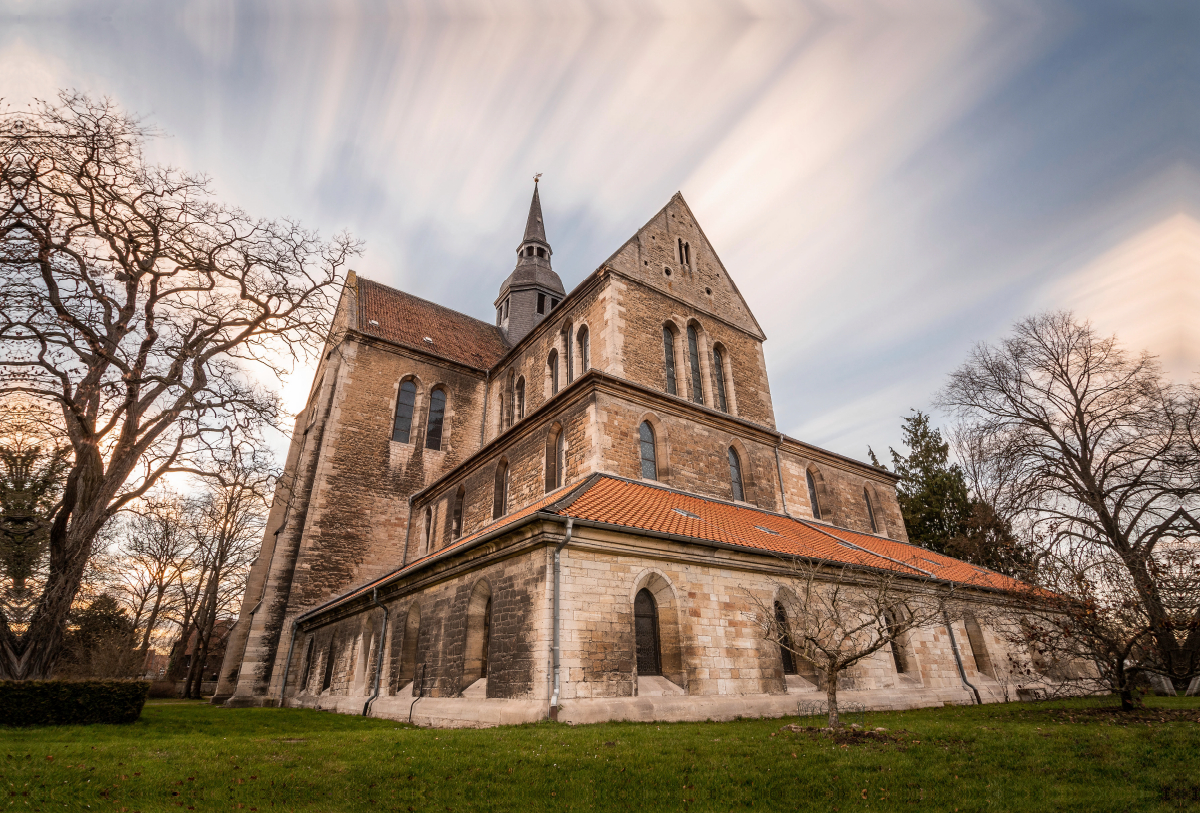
[1,696,1197,812]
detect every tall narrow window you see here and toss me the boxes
[548,350,559,394]
[480,597,492,677]
[301,636,316,690]
[639,421,657,481]
[423,507,433,553]
[728,447,745,502]
[577,326,590,373]
[964,615,995,678]
[392,380,417,443]
[546,425,566,492]
[774,602,796,675]
[864,487,877,533]
[493,459,509,519]
[515,377,526,420]
[537,292,546,314]
[564,327,574,382]
[713,347,728,412]
[452,486,465,539]
[687,325,703,405]
[425,388,446,450]
[677,237,685,263]
[662,327,677,395]
[885,609,910,674]
[634,589,662,676]
[505,372,515,429]
[684,242,691,266]
[806,470,822,520]
[321,639,335,692]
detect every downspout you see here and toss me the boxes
[944,612,982,705]
[773,436,789,516]
[550,517,574,721]
[363,587,390,716]
[276,618,298,708]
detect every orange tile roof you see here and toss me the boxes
[357,278,510,370]
[301,475,1026,621]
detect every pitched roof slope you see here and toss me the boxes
[302,476,1028,622]
[356,277,510,370]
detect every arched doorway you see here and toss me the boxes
[634,589,662,677]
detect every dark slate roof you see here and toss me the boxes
[356,278,510,370]
[522,181,548,246]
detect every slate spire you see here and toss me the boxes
[495,177,565,344]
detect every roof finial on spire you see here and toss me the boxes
[534,172,542,184]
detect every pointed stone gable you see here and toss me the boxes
[602,193,765,340]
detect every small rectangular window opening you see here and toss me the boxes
[537,293,546,314]
[551,298,560,310]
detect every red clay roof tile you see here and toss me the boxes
[357,277,510,370]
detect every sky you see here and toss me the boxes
[3,0,1196,464]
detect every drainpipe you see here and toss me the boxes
[363,587,390,717]
[549,518,574,721]
[944,612,982,705]
[277,618,298,708]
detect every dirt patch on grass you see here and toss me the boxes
[1040,707,1200,726]
[776,724,909,747]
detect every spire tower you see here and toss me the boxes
[495,178,566,344]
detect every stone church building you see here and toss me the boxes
[215,185,1035,725]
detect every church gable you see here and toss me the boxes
[603,194,765,341]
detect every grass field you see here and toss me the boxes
[1,696,1197,812]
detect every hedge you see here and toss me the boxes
[0,680,150,726]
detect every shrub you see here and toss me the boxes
[0,680,150,726]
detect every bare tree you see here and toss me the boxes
[0,93,356,678]
[113,493,195,674]
[748,559,960,729]
[180,446,271,698]
[939,312,1199,706]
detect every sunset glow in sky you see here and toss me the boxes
[4,0,1196,461]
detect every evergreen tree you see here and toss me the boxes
[884,411,972,556]
[874,411,1028,576]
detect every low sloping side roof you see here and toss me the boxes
[357,277,510,370]
[300,476,1027,623]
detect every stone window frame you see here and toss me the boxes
[575,323,591,374]
[805,466,829,522]
[685,319,713,407]
[883,605,921,682]
[629,568,687,693]
[963,613,995,679]
[727,438,755,504]
[391,603,422,695]
[547,348,560,396]
[299,635,316,693]
[451,484,466,539]
[492,457,510,519]
[710,340,737,416]
[422,506,434,556]
[424,385,449,451]
[545,420,566,492]
[391,374,423,445]
[320,632,337,694]
[863,485,879,534]
[462,579,494,691]
[515,376,526,421]
[772,587,823,687]
[637,412,671,482]
[662,321,681,397]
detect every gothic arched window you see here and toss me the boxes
[452,485,465,539]
[425,388,447,450]
[639,421,657,481]
[662,326,678,396]
[728,447,745,502]
[515,377,526,420]
[548,349,559,395]
[806,469,822,520]
[493,459,510,519]
[687,325,703,405]
[392,380,417,443]
[423,507,433,553]
[864,486,878,533]
[713,346,729,413]
[577,326,590,373]
[884,608,910,674]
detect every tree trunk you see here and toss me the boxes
[826,673,840,729]
[136,585,167,676]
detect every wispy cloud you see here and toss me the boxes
[2,0,1193,461]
